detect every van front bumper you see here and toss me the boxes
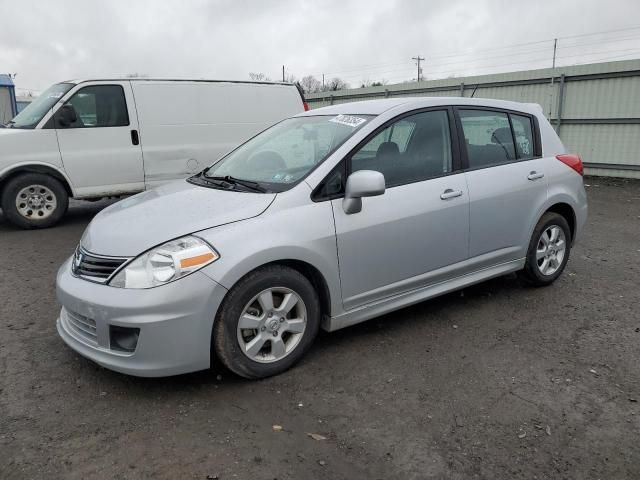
[56,258,228,377]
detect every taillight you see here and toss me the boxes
[303,101,309,111]
[556,154,583,176]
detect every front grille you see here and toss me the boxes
[66,310,98,346]
[72,247,128,284]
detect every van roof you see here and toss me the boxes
[62,78,296,87]
[298,97,543,116]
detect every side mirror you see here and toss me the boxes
[56,104,77,127]
[342,170,385,215]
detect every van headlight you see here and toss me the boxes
[109,236,219,289]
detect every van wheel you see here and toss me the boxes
[1,173,69,229]
[213,265,321,379]
[518,212,571,287]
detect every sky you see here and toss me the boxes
[2,0,640,95]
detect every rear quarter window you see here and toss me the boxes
[510,114,535,160]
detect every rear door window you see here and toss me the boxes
[458,109,515,169]
[510,114,535,160]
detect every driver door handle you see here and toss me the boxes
[440,189,463,200]
[131,129,140,146]
[527,171,544,181]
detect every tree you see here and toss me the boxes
[300,75,322,93]
[249,72,271,82]
[360,78,389,88]
[325,77,349,91]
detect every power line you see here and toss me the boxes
[315,38,640,85]
[307,25,640,81]
[328,42,640,83]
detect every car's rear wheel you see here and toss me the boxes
[1,173,69,229]
[518,212,571,286]
[213,265,321,379]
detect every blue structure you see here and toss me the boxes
[0,74,18,124]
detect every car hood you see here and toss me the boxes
[81,180,276,257]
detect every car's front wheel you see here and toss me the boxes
[519,212,572,286]
[213,265,321,379]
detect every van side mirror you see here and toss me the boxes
[56,104,77,128]
[342,170,385,214]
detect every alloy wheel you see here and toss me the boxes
[236,287,307,363]
[536,225,566,276]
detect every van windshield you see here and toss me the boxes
[8,83,74,129]
[204,114,373,191]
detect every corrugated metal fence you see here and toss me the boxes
[306,60,640,179]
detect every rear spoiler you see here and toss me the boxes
[524,103,544,113]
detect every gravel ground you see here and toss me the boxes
[1,177,639,480]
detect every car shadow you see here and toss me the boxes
[65,273,525,394]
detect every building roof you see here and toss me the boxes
[0,74,15,87]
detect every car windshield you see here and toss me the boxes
[8,82,74,129]
[204,114,373,191]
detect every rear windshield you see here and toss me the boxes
[205,114,373,191]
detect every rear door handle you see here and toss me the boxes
[440,189,463,200]
[527,171,544,180]
[130,129,140,146]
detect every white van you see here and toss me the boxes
[0,78,306,228]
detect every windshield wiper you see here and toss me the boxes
[201,173,267,193]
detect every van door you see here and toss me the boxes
[130,81,304,189]
[457,108,548,266]
[54,82,144,197]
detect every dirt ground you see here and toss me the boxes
[1,177,639,480]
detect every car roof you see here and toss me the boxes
[297,97,543,117]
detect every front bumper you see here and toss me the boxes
[56,258,228,377]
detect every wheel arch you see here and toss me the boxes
[265,259,332,321]
[526,193,578,249]
[215,258,334,321]
[207,257,335,370]
[545,202,576,242]
[0,163,75,198]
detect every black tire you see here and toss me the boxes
[213,265,321,379]
[518,212,572,287]
[1,173,69,229]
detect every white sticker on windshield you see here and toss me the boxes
[329,114,367,128]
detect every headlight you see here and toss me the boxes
[109,236,219,289]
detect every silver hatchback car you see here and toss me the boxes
[57,97,587,379]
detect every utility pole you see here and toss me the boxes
[322,74,325,90]
[282,65,285,82]
[412,55,425,82]
[549,38,558,118]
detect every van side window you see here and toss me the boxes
[350,110,452,187]
[60,85,129,128]
[459,109,515,169]
[510,114,535,160]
